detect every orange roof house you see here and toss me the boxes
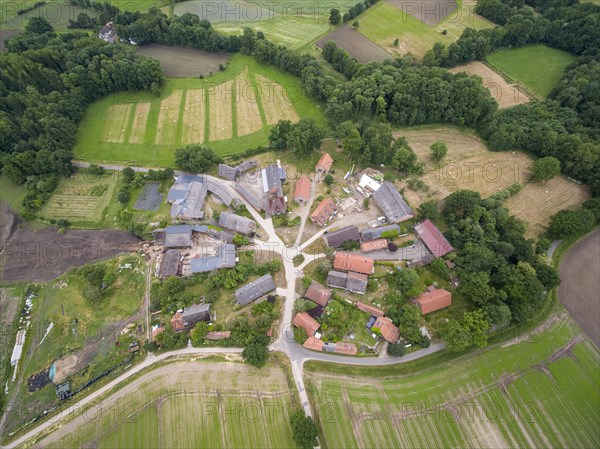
[310,197,337,227]
[303,336,324,351]
[294,175,311,203]
[416,288,452,314]
[333,252,374,275]
[360,239,388,253]
[316,153,334,173]
[205,331,231,340]
[293,312,320,337]
[335,342,357,355]
[170,311,186,332]
[373,316,400,343]
[305,281,332,306]
[356,301,384,317]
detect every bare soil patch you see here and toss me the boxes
[155,90,183,145]
[0,207,140,283]
[137,44,229,77]
[181,89,205,144]
[128,103,150,144]
[208,81,234,141]
[388,0,457,26]
[316,25,390,64]
[449,61,530,109]
[235,69,262,137]
[559,229,600,347]
[504,177,590,237]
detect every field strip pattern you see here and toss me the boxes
[208,81,234,141]
[43,195,102,219]
[102,104,133,143]
[128,103,151,144]
[155,90,183,145]
[181,89,205,144]
[235,69,262,137]
[255,74,300,125]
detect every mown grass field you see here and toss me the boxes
[393,125,590,237]
[74,55,325,166]
[35,358,298,449]
[487,45,576,98]
[358,0,494,58]
[306,316,600,449]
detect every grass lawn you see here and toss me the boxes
[358,0,494,58]
[487,45,576,98]
[74,54,326,167]
[0,175,27,212]
[306,316,600,449]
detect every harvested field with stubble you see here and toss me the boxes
[33,359,298,449]
[208,80,234,141]
[449,61,530,109]
[155,90,183,144]
[128,103,151,144]
[235,69,262,137]
[102,104,132,143]
[504,177,590,238]
[256,74,300,126]
[181,89,206,144]
[306,317,600,449]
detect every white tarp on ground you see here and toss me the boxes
[10,329,26,366]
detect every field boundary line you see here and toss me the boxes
[250,69,269,130]
[176,90,187,146]
[483,59,541,101]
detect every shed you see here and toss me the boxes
[235,274,276,306]
[324,226,361,248]
[373,182,414,223]
[415,288,452,314]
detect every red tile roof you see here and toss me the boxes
[293,312,320,337]
[170,311,186,332]
[356,301,384,317]
[152,326,164,342]
[360,239,388,253]
[303,336,324,351]
[373,316,400,343]
[333,252,374,275]
[416,288,452,314]
[205,331,231,340]
[310,197,336,227]
[414,219,454,258]
[316,153,333,173]
[305,281,332,306]
[335,342,357,355]
[294,175,311,202]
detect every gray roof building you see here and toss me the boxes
[262,165,285,195]
[373,182,414,223]
[326,270,367,294]
[190,244,237,273]
[324,226,361,247]
[99,22,117,43]
[219,212,255,235]
[165,225,193,248]
[235,274,276,306]
[235,182,264,212]
[160,249,180,278]
[326,270,348,289]
[207,178,234,206]
[218,164,238,181]
[360,224,401,242]
[168,175,235,220]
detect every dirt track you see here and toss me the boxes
[559,229,600,347]
[0,204,140,282]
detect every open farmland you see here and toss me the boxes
[394,126,589,236]
[358,0,494,58]
[75,55,324,166]
[306,316,600,449]
[32,358,298,449]
[40,172,118,223]
[487,45,577,98]
[316,25,391,63]
[449,61,530,109]
[137,44,229,77]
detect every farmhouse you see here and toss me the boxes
[356,301,384,317]
[414,219,454,258]
[293,312,320,337]
[316,153,334,174]
[294,175,311,203]
[333,252,374,275]
[268,196,287,216]
[219,212,255,235]
[373,182,414,223]
[99,22,117,43]
[359,173,382,193]
[171,303,211,332]
[324,226,361,247]
[189,243,237,273]
[372,316,400,343]
[360,239,388,253]
[159,249,181,278]
[305,281,332,306]
[415,288,452,314]
[361,224,401,241]
[164,225,193,248]
[326,270,368,294]
[310,197,337,227]
[235,274,276,306]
